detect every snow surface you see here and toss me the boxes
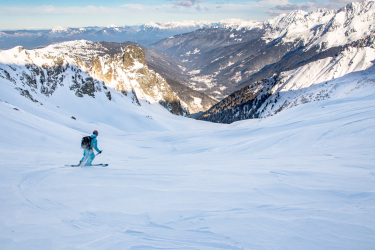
[0,60,375,249]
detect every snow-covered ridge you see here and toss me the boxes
[143,19,263,30]
[258,44,375,117]
[50,27,71,33]
[201,0,375,51]
[218,19,263,30]
[0,41,189,116]
[144,20,215,29]
[261,0,375,49]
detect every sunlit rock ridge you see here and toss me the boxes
[0,42,189,116]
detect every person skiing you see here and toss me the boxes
[79,130,102,166]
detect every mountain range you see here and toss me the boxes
[0,19,248,50]
[151,0,375,103]
[147,0,375,123]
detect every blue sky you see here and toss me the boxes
[0,0,353,30]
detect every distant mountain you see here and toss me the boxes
[0,20,246,50]
[151,0,375,100]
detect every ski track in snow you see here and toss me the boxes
[0,77,375,248]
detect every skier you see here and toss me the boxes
[79,130,102,166]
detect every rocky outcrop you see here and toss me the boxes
[2,42,190,116]
[0,47,110,105]
[198,75,281,123]
[90,45,189,116]
[46,40,214,115]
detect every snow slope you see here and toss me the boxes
[0,57,375,249]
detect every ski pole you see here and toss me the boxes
[95,150,103,156]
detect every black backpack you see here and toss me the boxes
[81,136,92,149]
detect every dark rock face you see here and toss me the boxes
[162,78,218,116]
[198,75,281,123]
[0,59,109,105]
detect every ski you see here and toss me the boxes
[90,164,108,167]
[66,164,108,167]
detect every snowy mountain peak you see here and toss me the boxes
[50,27,70,33]
[218,19,263,30]
[106,24,118,28]
[143,20,214,29]
[258,0,375,49]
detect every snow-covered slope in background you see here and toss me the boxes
[199,37,375,123]
[0,67,374,249]
[259,45,375,116]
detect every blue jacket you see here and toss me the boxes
[90,135,101,153]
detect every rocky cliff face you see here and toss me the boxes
[198,75,281,123]
[0,43,189,116]
[46,40,216,115]
[0,46,111,107]
[90,46,188,116]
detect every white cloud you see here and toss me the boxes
[121,4,144,10]
[175,0,194,7]
[173,0,207,7]
[265,1,342,16]
[256,0,290,6]
[329,0,356,3]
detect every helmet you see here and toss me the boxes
[93,130,99,135]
